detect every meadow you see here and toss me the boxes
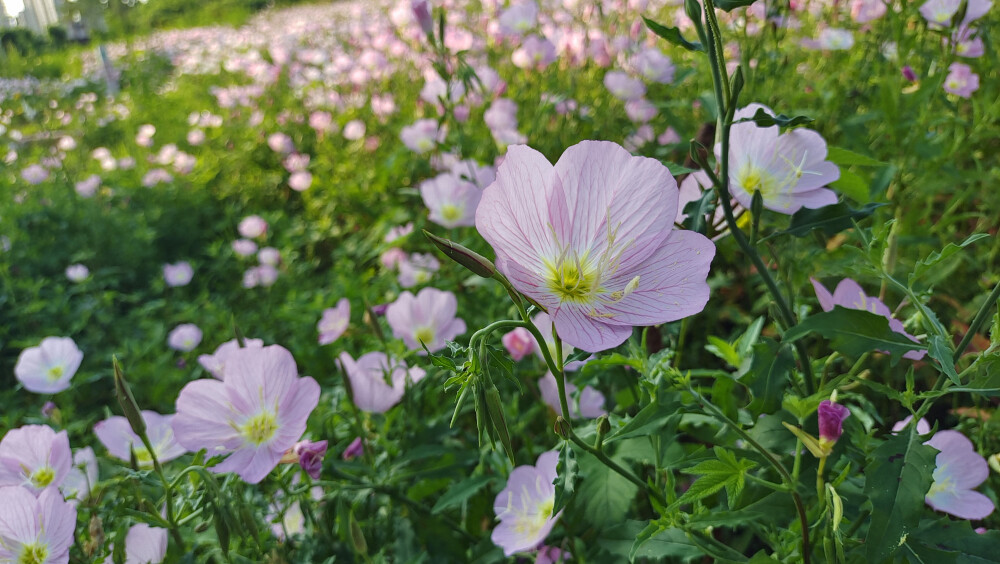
[0,0,998,562]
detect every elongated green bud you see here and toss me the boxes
[423,230,496,278]
[349,510,368,555]
[113,356,145,437]
[485,385,515,463]
[553,416,571,440]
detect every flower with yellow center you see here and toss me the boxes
[491,451,561,556]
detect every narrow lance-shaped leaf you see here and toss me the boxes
[927,335,960,385]
[642,16,703,52]
[908,233,990,287]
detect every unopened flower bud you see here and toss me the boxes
[342,437,364,461]
[411,0,433,36]
[423,230,496,278]
[553,416,571,439]
[293,440,328,479]
[817,399,850,447]
[902,65,917,82]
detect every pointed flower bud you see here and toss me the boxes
[113,357,146,437]
[422,230,496,278]
[293,440,328,479]
[411,0,433,36]
[818,399,850,446]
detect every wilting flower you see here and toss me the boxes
[238,215,268,239]
[167,324,203,352]
[60,447,97,504]
[502,327,536,361]
[902,65,918,82]
[0,425,71,495]
[723,104,839,214]
[943,62,980,98]
[318,298,351,345]
[338,351,426,413]
[0,487,76,564]
[538,372,606,419]
[420,172,482,228]
[65,264,89,283]
[477,141,715,352]
[397,253,440,288]
[925,430,995,519]
[492,451,561,556]
[817,399,850,448]
[811,278,926,360]
[14,337,83,394]
[163,262,193,287]
[94,410,187,466]
[173,345,320,484]
[386,288,467,353]
[342,437,364,460]
[411,0,433,34]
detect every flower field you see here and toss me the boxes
[1,0,998,561]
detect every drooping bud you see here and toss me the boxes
[423,230,496,278]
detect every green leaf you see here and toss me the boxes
[927,335,960,385]
[907,517,1000,564]
[605,399,682,443]
[768,202,885,239]
[737,107,813,128]
[706,336,740,367]
[782,306,926,362]
[908,233,990,287]
[829,168,870,202]
[431,475,493,514]
[943,355,1000,397]
[577,451,639,526]
[599,521,701,561]
[747,339,793,414]
[715,0,759,10]
[552,442,578,514]
[681,185,719,235]
[863,427,938,562]
[642,16,702,52]
[826,146,886,167]
[664,161,697,176]
[674,448,756,508]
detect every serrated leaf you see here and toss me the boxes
[927,335,960,385]
[630,521,666,562]
[431,475,493,514]
[783,306,925,362]
[599,521,701,561]
[863,427,938,562]
[552,442,578,514]
[942,355,1000,397]
[747,339,793,414]
[829,168,869,202]
[768,202,884,239]
[706,336,740,367]
[577,451,639,525]
[908,233,989,287]
[826,146,887,166]
[681,184,718,235]
[675,448,756,508]
[605,400,682,443]
[643,16,703,52]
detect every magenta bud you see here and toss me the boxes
[41,401,57,418]
[902,65,917,82]
[342,437,364,461]
[817,400,850,444]
[411,0,433,36]
[294,440,328,479]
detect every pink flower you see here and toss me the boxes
[817,399,849,445]
[338,352,426,413]
[811,278,926,360]
[117,523,168,564]
[238,215,268,239]
[267,132,295,154]
[892,416,931,435]
[386,288,467,353]
[384,223,414,244]
[187,129,206,146]
[411,0,433,34]
[167,324,202,352]
[816,28,854,50]
[397,253,440,287]
[625,98,658,123]
[476,141,715,352]
[536,546,571,564]
[65,264,89,283]
[14,337,83,394]
[943,62,979,98]
[850,0,886,22]
[920,0,961,25]
[491,451,560,556]
[633,47,675,83]
[538,372,606,419]
[722,103,839,214]
[74,175,100,197]
[502,327,535,361]
[343,120,366,141]
[288,171,313,192]
[603,71,646,101]
[512,35,557,70]
[283,153,310,173]
[318,298,351,345]
[21,164,49,185]
[499,0,539,35]
[94,410,187,466]
[258,247,280,266]
[232,239,258,256]
[172,345,320,484]
[342,437,364,460]
[60,447,97,504]
[0,487,76,564]
[420,172,482,228]
[400,119,443,154]
[0,425,71,495]
[925,430,995,519]
[163,261,193,287]
[381,247,407,269]
[197,338,265,379]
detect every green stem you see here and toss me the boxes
[955,281,1000,358]
[566,429,666,507]
[137,433,185,550]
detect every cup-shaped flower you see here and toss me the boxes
[502,327,536,361]
[477,141,715,353]
[14,337,83,394]
[172,345,320,484]
[318,298,351,345]
[943,62,980,98]
[385,288,467,353]
[0,486,76,564]
[925,430,995,520]
[420,172,482,228]
[492,451,561,556]
[721,104,839,214]
[0,425,71,495]
[163,262,193,287]
[94,411,187,467]
[167,324,202,352]
[118,523,168,564]
[197,338,265,380]
[817,399,850,448]
[338,352,426,413]
[811,278,926,360]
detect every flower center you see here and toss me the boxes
[47,366,63,380]
[440,203,463,223]
[19,543,49,564]
[546,256,598,303]
[414,326,435,346]
[241,412,278,446]
[736,162,781,201]
[30,466,55,488]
